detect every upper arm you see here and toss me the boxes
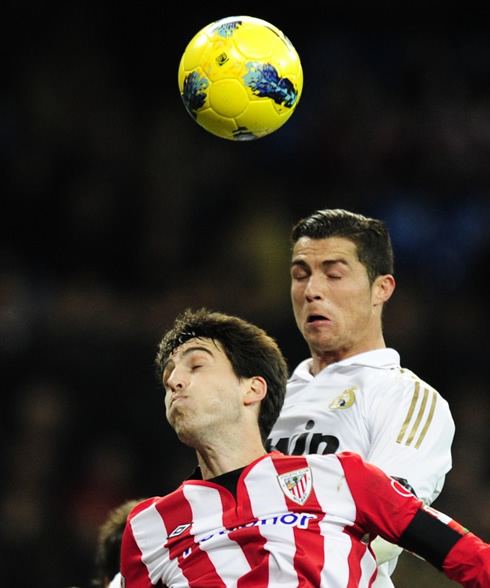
[366,377,455,503]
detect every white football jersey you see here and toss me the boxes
[267,348,455,586]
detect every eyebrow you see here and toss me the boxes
[162,345,214,372]
[291,258,349,269]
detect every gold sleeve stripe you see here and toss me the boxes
[396,382,420,443]
[396,383,437,448]
[414,389,437,449]
[406,386,429,445]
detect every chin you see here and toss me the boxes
[176,427,200,448]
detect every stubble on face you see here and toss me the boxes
[164,339,244,448]
[291,237,375,368]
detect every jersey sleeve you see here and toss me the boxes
[365,375,455,504]
[442,532,490,586]
[398,506,490,586]
[339,452,490,586]
[120,498,161,588]
[338,452,423,542]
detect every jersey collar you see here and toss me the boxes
[291,348,401,382]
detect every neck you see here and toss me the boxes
[196,437,267,480]
[310,337,386,375]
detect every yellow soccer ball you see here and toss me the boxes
[178,16,303,141]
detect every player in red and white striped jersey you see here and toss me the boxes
[120,308,488,587]
[266,209,456,586]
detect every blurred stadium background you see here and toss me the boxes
[2,3,489,586]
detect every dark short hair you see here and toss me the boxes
[93,499,143,586]
[292,208,394,284]
[155,308,289,443]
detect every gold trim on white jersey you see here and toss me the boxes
[396,382,438,449]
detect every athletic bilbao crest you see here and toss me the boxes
[278,467,312,505]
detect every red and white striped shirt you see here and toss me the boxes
[120,451,488,587]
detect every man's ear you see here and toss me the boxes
[373,274,396,306]
[244,376,267,406]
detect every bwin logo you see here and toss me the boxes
[266,432,339,455]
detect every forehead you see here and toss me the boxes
[165,337,224,365]
[292,236,358,260]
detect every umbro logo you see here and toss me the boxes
[168,523,192,538]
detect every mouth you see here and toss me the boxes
[169,394,187,407]
[306,314,330,325]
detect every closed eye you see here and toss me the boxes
[291,266,310,281]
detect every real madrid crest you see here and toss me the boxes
[277,467,312,505]
[329,387,357,410]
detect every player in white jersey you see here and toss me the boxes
[266,209,455,586]
[267,352,453,505]
[120,309,487,587]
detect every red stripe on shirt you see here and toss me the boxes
[272,455,326,586]
[157,485,226,588]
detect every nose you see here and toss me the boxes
[304,274,323,301]
[166,367,188,392]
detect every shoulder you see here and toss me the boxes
[373,364,452,415]
[126,491,192,524]
[126,497,160,523]
[362,364,454,433]
[334,451,418,497]
[348,353,448,405]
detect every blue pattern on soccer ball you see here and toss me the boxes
[243,62,298,108]
[213,20,242,38]
[182,71,209,117]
